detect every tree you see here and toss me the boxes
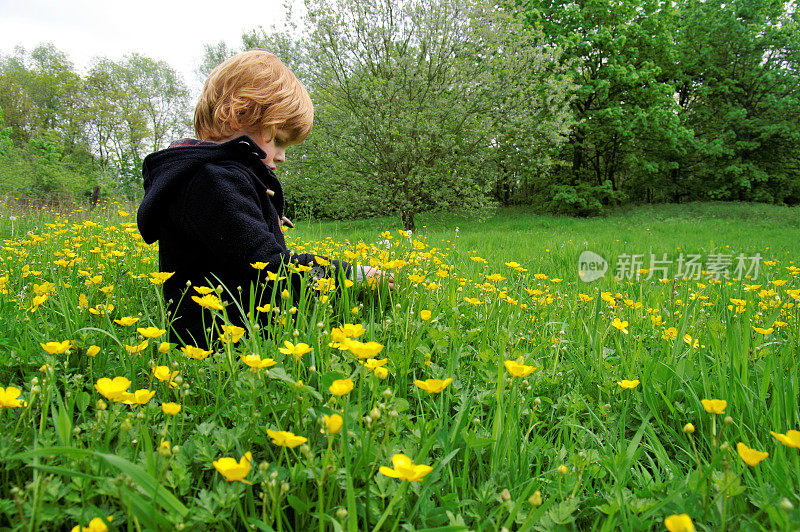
[0,44,86,150]
[667,0,800,204]
[196,41,238,82]
[520,0,690,208]
[85,54,191,194]
[300,0,572,230]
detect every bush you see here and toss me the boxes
[547,180,624,216]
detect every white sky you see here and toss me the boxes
[0,0,284,90]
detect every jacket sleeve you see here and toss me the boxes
[179,163,351,281]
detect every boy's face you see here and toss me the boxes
[249,128,297,171]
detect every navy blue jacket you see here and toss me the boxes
[137,135,350,347]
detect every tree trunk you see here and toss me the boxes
[401,209,416,233]
[90,186,101,211]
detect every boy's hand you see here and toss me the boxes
[281,216,294,228]
[365,267,395,290]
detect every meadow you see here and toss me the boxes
[0,200,798,531]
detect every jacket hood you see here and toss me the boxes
[137,135,274,244]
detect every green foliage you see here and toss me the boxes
[548,180,624,216]
[0,44,191,200]
[0,107,11,156]
[666,0,800,204]
[519,0,800,209]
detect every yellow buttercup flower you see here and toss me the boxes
[664,513,694,532]
[330,323,367,343]
[124,340,149,354]
[86,345,101,357]
[161,402,182,415]
[701,399,727,414]
[341,338,384,359]
[503,360,537,378]
[40,340,71,354]
[158,342,172,353]
[362,358,388,372]
[250,261,269,270]
[617,379,640,390]
[379,454,433,482]
[414,378,453,394]
[769,430,800,449]
[0,387,25,409]
[240,354,277,370]
[267,429,308,448]
[89,304,114,316]
[374,367,389,379]
[70,515,114,532]
[149,271,175,285]
[193,286,215,295]
[463,297,482,306]
[191,294,224,311]
[751,326,774,335]
[94,377,131,402]
[220,325,246,343]
[736,442,768,466]
[181,345,213,360]
[420,310,432,321]
[611,318,629,334]
[662,327,678,341]
[120,389,155,406]
[213,451,252,482]
[329,378,354,396]
[137,326,166,338]
[113,316,139,326]
[278,340,313,360]
[153,366,179,387]
[324,414,343,434]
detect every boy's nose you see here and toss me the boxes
[274,149,286,163]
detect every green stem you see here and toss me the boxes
[371,480,409,532]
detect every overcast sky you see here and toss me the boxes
[0,0,284,90]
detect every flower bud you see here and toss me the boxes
[500,488,511,502]
[724,416,734,426]
[528,490,542,507]
[336,508,348,520]
[158,441,171,457]
[557,464,568,475]
[683,423,695,434]
[779,498,794,512]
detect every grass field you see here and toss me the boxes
[0,200,798,531]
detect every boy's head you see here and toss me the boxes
[194,50,313,144]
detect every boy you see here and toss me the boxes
[137,50,392,347]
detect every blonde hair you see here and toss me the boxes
[194,50,313,143]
